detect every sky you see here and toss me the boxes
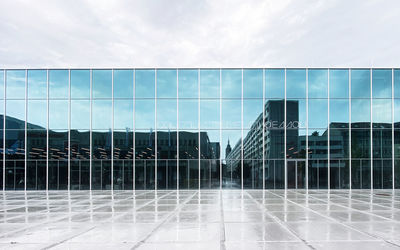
[1,0,400,68]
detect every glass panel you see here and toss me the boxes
[265,100,285,130]
[372,129,392,188]
[265,159,284,189]
[308,99,327,128]
[157,99,177,129]
[6,100,25,125]
[157,69,176,98]
[135,130,156,189]
[395,130,400,188]
[330,129,349,189]
[200,69,219,98]
[372,69,392,98]
[395,99,400,126]
[0,102,3,129]
[222,130,241,188]
[71,100,90,130]
[92,100,112,130]
[287,129,306,159]
[0,129,3,188]
[6,70,25,99]
[49,100,68,130]
[157,130,177,189]
[308,69,328,98]
[113,129,133,190]
[286,69,306,99]
[178,69,198,98]
[221,99,241,129]
[372,99,392,127]
[135,99,155,130]
[308,130,328,189]
[27,100,46,129]
[329,69,349,98]
[0,70,4,99]
[351,69,370,98]
[178,99,198,130]
[71,70,90,99]
[221,69,241,98]
[114,100,133,130]
[49,70,68,99]
[114,69,133,99]
[136,69,155,98]
[330,99,349,128]
[26,130,46,190]
[93,70,112,98]
[287,99,306,129]
[243,99,262,129]
[48,130,68,190]
[265,129,284,159]
[351,99,370,128]
[92,130,112,190]
[179,131,199,189]
[265,69,284,98]
[200,100,219,129]
[70,130,90,190]
[28,70,46,99]
[395,69,400,98]
[5,130,25,190]
[243,69,262,98]
[351,129,371,189]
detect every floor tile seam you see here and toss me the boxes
[329,193,400,211]
[281,190,400,247]
[129,191,198,250]
[245,191,316,250]
[40,225,97,250]
[304,192,397,222]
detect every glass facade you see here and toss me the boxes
[0,68,398,190]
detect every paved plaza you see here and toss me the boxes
[0,190,400,249]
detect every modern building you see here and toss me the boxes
[1,68,399,190]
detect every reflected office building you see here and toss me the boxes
[1,68,400,190]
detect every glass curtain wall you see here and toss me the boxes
[1,68,398,190]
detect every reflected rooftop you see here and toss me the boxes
[1,190,400,249]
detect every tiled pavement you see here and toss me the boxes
[0,190,400,249]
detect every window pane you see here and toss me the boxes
[222,99,241,129]
[372,69,391,98]
[93,70,112,98]
[178,69,198,98]
[308,69,328,98]
[351,99,370,128]
[27,100,46,129]
[136,70,155,98]
[330,69,349,98]
[135,99,155,129]
[200,100,219,129]
[351,69,370,98]
[114,69,133,99]
[157,99,177,129]
[372,99,392,126]
[221,69,241,98]
[71,100,90,130]
[6,100,25,124]
[114,100,133,130]
[49,70,68,99]
[330,99,349,126]
[178,99,198,130]
[0,70,4,99]
[92,100,112,130]
[49,100,68,130]
[309,99,327,128]
[243,99,262,129]
[6,70,25,99]
[243,69,262,98]
[157,69,176,98]
[395,69,400,98]
[286,69,306,99]
[28,70,46,99]
[200,69,219,98]
[265,69,284,98]
[71,70,90,98]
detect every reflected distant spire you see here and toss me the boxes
[225,138,232,158]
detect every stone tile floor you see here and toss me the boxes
[0,190,399,249]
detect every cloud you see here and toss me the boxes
[0,0,400,68]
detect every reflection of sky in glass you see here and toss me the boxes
[308,69,327,98]
[92,100,111,129]
[0,70,4,99]
[351,99,370,123]
[200,99,219,129]
[178,99,198,130]
[243,69,262,98]
[372,69,391,98]
[136,70,155,98]
[28,70,47,99]
[330,69,349,98]
[178,69,198,98]
[395,99,400,123]
[71,100,90,129]
[114,70,133,99]
[372,99,391,123]
[49,100,68,129]
[6,70,25,99]
[265,69,284,98]
[222,99,241,129]
[93,70,112,98]
[243,99,262,128]
[286,69,306,98]
[309,99,327,128]
[28,100,46,128]
[222,69,241,98]
[157,99,177,129]
[114,100,133,129]
[157,69,176,98]
[49,70,68,99]
[135,99,155,129]
[330,99,349,123]
[6,99,25,121]
[71,70,90,98]
[395,69,400,98]
[351,69,370,98]
[200,70,219,98]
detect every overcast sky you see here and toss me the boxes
[1,0,400,68]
